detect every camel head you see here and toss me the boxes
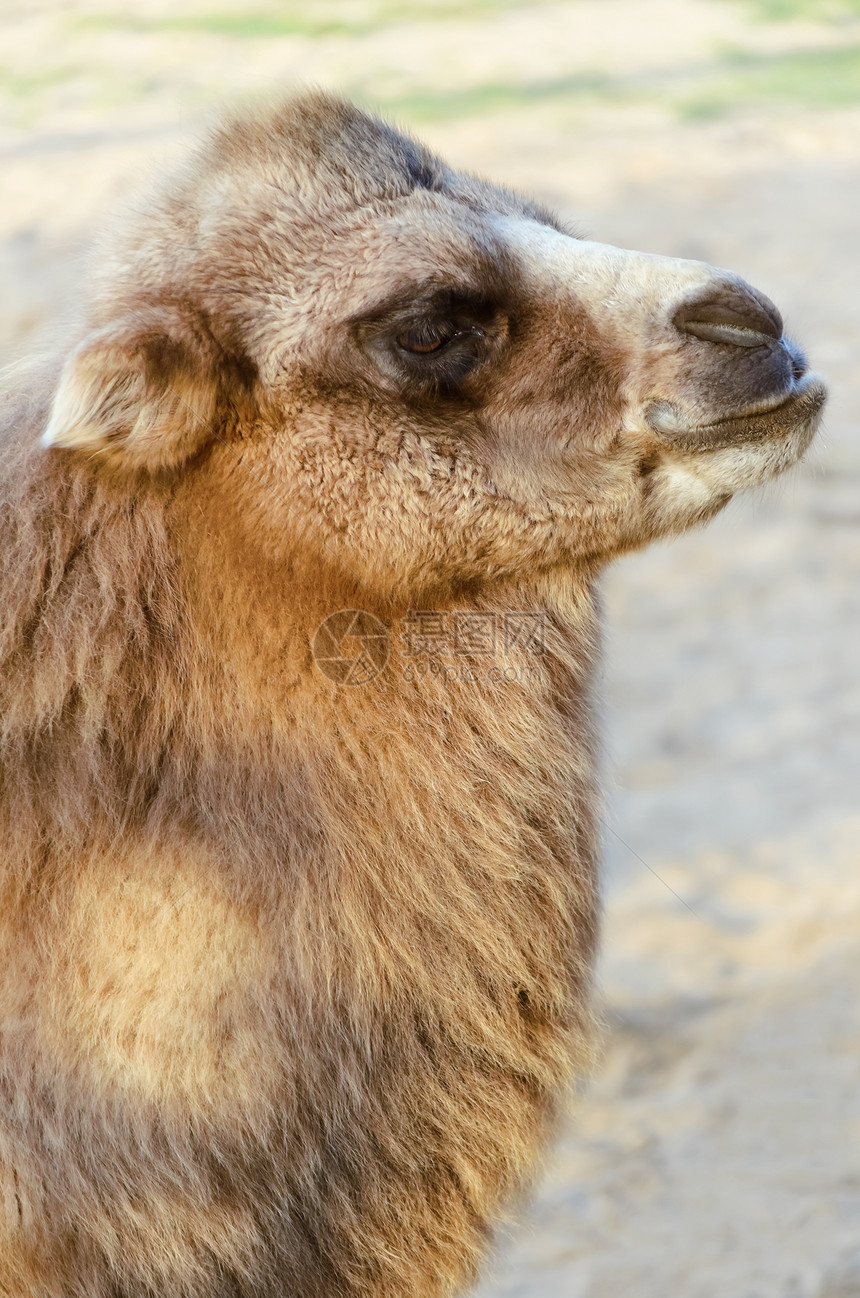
[41,92,826,596]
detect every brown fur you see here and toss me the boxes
[0,93,824,1296]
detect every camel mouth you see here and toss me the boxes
[722,363,821,419]
[644,371,828,453]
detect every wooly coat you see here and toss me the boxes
[0,93,826,1297]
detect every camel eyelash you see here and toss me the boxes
[351,285,508,397]
[390,323,490,391]
[395,321,463,355]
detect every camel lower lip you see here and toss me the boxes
[645,372,827,449]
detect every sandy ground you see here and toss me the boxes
[2,2,859,1294]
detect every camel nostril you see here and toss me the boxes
[673,281,783,349]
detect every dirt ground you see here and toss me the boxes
[2,2,859,1295]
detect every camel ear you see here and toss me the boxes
[41,306,227,471]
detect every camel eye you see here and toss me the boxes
[396,324,453,354]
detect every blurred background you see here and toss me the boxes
[2,1,859,1294]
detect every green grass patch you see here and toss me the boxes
[367,71,613,122]
[728,0,860,20]
[74,0,530,42]
[678,42,860,117]
[26,7,860,131]
[0,64,84,98]
[74,10,359,38]
[367,43,860,125]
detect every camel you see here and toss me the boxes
[0,92,826,1297]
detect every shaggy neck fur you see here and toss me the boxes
[0,410,599,1297]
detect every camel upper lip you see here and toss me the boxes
[721,367,825,421]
